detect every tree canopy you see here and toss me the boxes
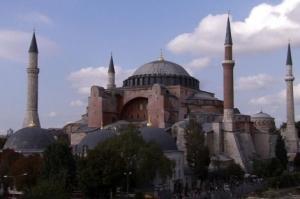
[184,119,210,181]
[78,126,173,198]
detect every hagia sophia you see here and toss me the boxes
[3,16,299,190]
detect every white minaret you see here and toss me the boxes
[23,32,40,128]
[284,42,298,157]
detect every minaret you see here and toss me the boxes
[222,16,235,131]
[107,54,116,89]
[284,42,298,156]
[23,32,40,128]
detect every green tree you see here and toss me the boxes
[0,137,7,149]
[253,158,284,177]
[11,155,43,190]
[78,127,173,198]
[294,153,300,171]
[24,179,69,199]
[42,142,76,191]
[185,119,210,181]
[275,134,288,169]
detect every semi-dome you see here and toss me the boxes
[133,60,190,76]
[4,127,55,153]
[77,129,116,151]
[140,127,177,151]
[251,111,273,119]
[123,59,199,90]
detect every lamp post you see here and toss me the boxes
[124,171,132,197]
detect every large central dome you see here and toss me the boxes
[123,59,199,90]
[133,60,190,76]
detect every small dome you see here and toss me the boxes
[133,60,190,76]
[251,111,273,119]
[4,127,55,153]
[77,129,115,151]
[140,127,177,151]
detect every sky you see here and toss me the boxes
[0,0,299,133]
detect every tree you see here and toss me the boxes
[253,158,284,177]
[24,179,69,199]
[42,142,76,191]
[0,137,7,149]
[78,127,173,198]
[10,154,43,190]
[184,119,210,182]
[294,153,300,171]
[275,134,288,169]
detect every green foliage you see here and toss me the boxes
[0,137,7,149]
[24,179,69,199]
[296,121,300,138]
[267,172,300,189]
[78,127,173,198]
[253,158,284,178]
[11,155,43,190]
[208,162,244,182]
[294,153,300,171]
[275,135,288,169]
[42,142,76,191]
[224,162,245,181]
[184,119,210,181]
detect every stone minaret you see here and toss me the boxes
[284,42,298,156]
[222,16,235,131]
[107,54,116,89]
[23,32,40,128]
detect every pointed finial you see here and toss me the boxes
[108,53,115,73]
[286,42,293,66]
[260,107,263,113]
[29,31,38,53]
[159,49,164,61]
[225,14,233,45]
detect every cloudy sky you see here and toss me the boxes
[0,0,299,133]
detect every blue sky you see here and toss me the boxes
[0,0,299,133]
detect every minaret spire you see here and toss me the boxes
[107,53,116,89]
[23,32,40,128]
[286,42,292,66]
[284,42,298,158]
[29,32,38,53]
[225,15,233,45]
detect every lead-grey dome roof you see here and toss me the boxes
[4,127,55,153]
[77,129,116,150]
[251,111,273,119]
[133,60,190,76]
[140,127,177,151]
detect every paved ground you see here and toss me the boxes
[247,186,300,199]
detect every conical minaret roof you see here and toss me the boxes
[28,32,38,53]
[108,54,115,73]
[286,43,293,66]
[225,16,233,45]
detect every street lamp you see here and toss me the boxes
[123,171,132,197]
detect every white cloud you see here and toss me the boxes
[237,74,275,91]
[48,111,57,117]
[19,12,53,25]
[186,57,211,70]
[0,30,58,62]
[167,0,300,55]
[68,66,135,95]
[70,100,84,107]
[250,83,300,105]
